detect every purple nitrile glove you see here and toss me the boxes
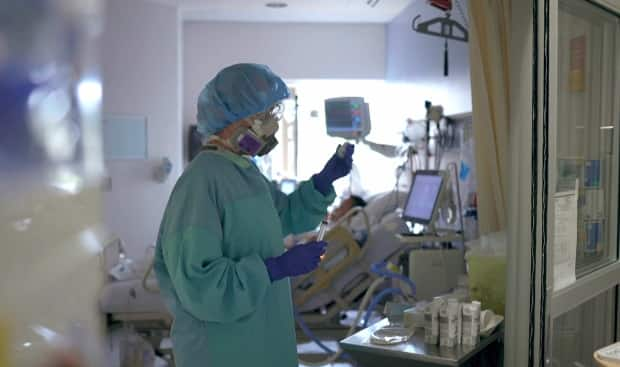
[312,144,355,195]
[264,241,328,282]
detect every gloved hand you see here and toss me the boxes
[264,241,327,282]
[312,144,355,195]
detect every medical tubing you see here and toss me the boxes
[295,221,405,366]
[362,262,416,328]
[295,261,417,365]
[142,245,159,293]
[362,287,404,328]
[370,262,416,296]
[294,309,345,356]
[296,277,386,366]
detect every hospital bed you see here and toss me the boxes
[99,239,172,362]
[292,194,412,325]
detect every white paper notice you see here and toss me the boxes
[553,188,578,291]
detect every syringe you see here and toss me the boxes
[317,219,328,260]
[317,220,328,241]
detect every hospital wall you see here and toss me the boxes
[385,0,472,115]
[101,0,182,259]
[182,21,387,129]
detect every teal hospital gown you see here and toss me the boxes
[154,149,335,367]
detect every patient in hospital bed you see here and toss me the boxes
[340,191,408,243]
[284,190,406,248]
[291,190,410,317]
[328,195,368,244]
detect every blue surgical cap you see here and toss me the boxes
[196,63,290,137]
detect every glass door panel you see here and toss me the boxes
[556,0,619,276]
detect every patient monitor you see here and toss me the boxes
[324,97,371,140]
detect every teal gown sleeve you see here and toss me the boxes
[159,175,271,324]
[269,179,336,236]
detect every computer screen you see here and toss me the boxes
[403,171,444,225]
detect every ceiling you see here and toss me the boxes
[171,0,414,23]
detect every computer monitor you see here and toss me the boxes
[324,97,371,140]
[402,170,444,225]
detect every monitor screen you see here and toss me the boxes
[325,99,363,133]
[403,172,443,224]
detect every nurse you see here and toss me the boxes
[154,63,354,367]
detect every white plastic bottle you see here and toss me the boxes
[449,299,462,346]
[462,301,481,346]
[440,299,460,347]
[424,298,442,345]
